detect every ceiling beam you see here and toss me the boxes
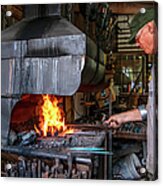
[109,2,155,14]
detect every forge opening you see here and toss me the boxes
[10,94,73,140]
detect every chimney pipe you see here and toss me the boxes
[24,4,61,18]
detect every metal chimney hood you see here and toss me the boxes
[1,4,86,96]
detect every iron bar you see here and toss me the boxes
[2,146,92,164]
[108,130,112,180]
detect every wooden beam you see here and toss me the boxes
[65,96,74,123]
[109,2,155,14]
[11,5,23,20]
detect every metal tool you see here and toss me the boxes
[26,160,31,177]
[69,147,113,155]
[18,156,26,177]
[70,147,104,151]
[31,159,37,178]
[142,141,147,166]
[37,159,42,178]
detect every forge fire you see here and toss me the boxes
[10,94,75,144]
[34,94,73,137]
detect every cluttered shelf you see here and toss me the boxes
[118,92,148,108]
[119,92,148,97]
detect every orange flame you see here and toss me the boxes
[35,94,73,137]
